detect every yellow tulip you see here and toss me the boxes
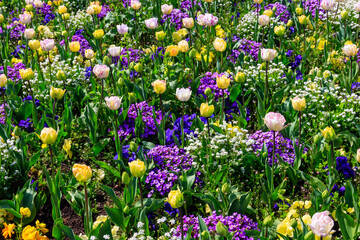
[0,74,7,87]
[63,139,72,159]
[19,68,34,80]
[50,86,66,100]
[291,97,306,111]
[128,159,146,178]
[200,103,214,118]
[166,45,179,57]
[166,189,184,209]
[39,127,58,145]
[58,5,67,14]
[213,37,226,52]
[29,40,40,50]
[93,29,104,39]
[321,126,336,141]
[72,164,92,183]
[151,80,166,94]
[69,41,80,52]
[216,75,230,89]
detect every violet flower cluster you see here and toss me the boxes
[161,9,189,30]
[197,72,230,99]
[7,20,25,40]
[180,0,202,10]
[264,2,290,23]
[165,114,196,145]
[97,5,112,19]
[145,145,201,197]
[0,63,26,82]
[304,0,325,19]
[336,156,355,179]
[249,130,308,165]
[35,3,55,24]
[174,211,259,239]
[228,37,262,62]
[117,101,163,139]
[112,47,143,69]
[60,29,92,56]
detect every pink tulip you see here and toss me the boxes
[40,39,55,51]
[117,24,128,35]
[264,112,286,131]
[308,211,334,237]
[93,65,110,79]
[145,18,158,29]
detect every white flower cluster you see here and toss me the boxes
[67,10,92,31]
[128,222,154,240]
[185,121,254,168]
[0,136,21,192]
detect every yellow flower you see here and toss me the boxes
[166,188,184,209]
[93,29,104,39]
[50,86,66,100]
[19,68,34,80]
[29,40,41,50]
[323,70,331,78]
[317,39,327,51]
[302,214,312,225]
[152,80,166,94]
[321,126,336,141]
[216,75,231,89]
[276,218,294,240]
[128,159,146,178]
[291,97,306,111]
[53,0,63,5]
[11,58,23,64]
[178,40,189,53]
[72,164,92,183]
[235,72,246,83]
[226,124,241,137]
[200,103,214,118]
[347,207,355,214]
[298,15,308,25]
[36,220,49,234]
[20,207,31,218]
[39,127,58,145]
[63,139,72,159]
[177,28,188,38]
[166,45,179,57]
[93,215,108,229]
[213,37,227,52]
[274,25,285,36]
[216,29,226,38]
[263,10,273,17]
[69,41,80,52]
[155,31,166,41]
[0,74,7,88]
[2,222,15,239]
[58,5,67,14]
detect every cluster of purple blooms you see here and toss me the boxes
[161,9,189,30]
[174,211,259,239]
[304,0,325,19]
[6,19,25,40]
[0,103,6,124]
[197,72,230,99]
[165,114,196,145]
[336,156,355,179]
[264,2,290,23]
[60,29,92,57]
[331,184,345,197]
[112,47,143,69]
[97,5,112,19]
[351,82,360,92]
[117,101,163,139]
[145,145,201,197]
[34,3,55,24]
[19,118,33,132]
[11,44,26,58]
[286,50,303,80]
[0,62,26,82]
[249,130,308,165]
[229,37,262,62]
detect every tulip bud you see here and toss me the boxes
[179,175,184,181]
[13,126,21,136]
[50,86,66,100]
[155,31,166,41]
[272,6,277,12]
[295,7,303,15]
[62,13,70,20]
[263,10,273,17]
[56,70,66,80]
[263,215,273,227]
[216,222,228,237]
[235,72,246,83]
[129,141,138,152]
[200,103,214,118]
[321,126,336,141]
[167,189,184,209]
[304,231,314,240]
[28,40,40,50]
[134,62,143,72]
[72,164,92,183]
[298,15,309,25]
[204,87,212,96]
[201,231,210,240]
[40,127,58,145]
[189,49,197,59]
[26,4,34,11]
[117,78,125,87]
[221,183,230,195]
[314,133,321,143]
[93,29,105,39]
[286,19,293,27]
[103,56,112,66]
[0,14,4,23]
[287,69,293,76]
[123,205,130,214]
[341,10,348,19]
[152,80,166,94]
[129,159,146,178]
[122,172,130,185]
[128,92,137,104]
[0,74,7,88]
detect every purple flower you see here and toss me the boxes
[0,63,26,82]
[60,30,92,56]
[161,9,189,30]
[97,5,112,19]
[197,72,230,100]
[264,2,290,23]
[228,38,262,62]
[336,156,355,178]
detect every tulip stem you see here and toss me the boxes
[100,79,104,110]
[299,111,302,148]
[179,208,184,240]
[49,144,55,179]
[271,130,276,192]
[84,182,90,235]
[2,92,6,129]
[350,56,353,82]
[138,179,144,209]
[221,89,225,123]
[303,24,306,52]
[330,141,335,175]
[207,118,211,139]
[181,102,185,148]
[357,15,360,43]
[265,61,269,106]
[109,67,118,95]
[48,52,52,85]
[159,94,164,118]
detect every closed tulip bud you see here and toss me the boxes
[72,164,92,183]
[201,231,210,240]
[122,172,130,185]
[0,74,7,88]
[304,231,314,240]
[235,72,245,83]
[152,80,166,94]
[274,25,285,36]
[216,75,230,89]
[129,159,146,178]
[105,96,122,110]
[295,7,303,15]
[221,183,230,195]
[69,41,80,52]
[167,189,184,209]
[93,29,104,39]
[321,189,328,198]
[25,3,33,10]
[341,10,348,19]
[291,97,306,111]
[204,87,212,96]
[61,30,68,37]
[134,62,143,72]
[178,40,189,53]
[103,56,112,66]
[216,222,228,237]
[254,0,263,3]
[13,126,21,136]
[58,5,67,14]
[272,6,277,12]
[123,205,130,214]
[40,39,55,51]
[155,31,166,41]
[200,103,214,118]
[50,86,66,100]
[129,141,138,152]
[176,87,192,102]
[263,10,273,17]
[29,40,40,50]
[24,28,35,39]
[213,37,227,52]
[0,14,4,23]
[189,49,197,59]
[287,69,293,76]
[321,126,336,141]
[130,0,142,10]
[19,68,34,80]
[356,149,360,163]
[85,49,94,59]
[117,78,125,87]
[40,127,57,144]
[56,70,66,80]
[62,13,70,20]
[263,216,273,226]
[128,92,137,103]
[314,133,321,143]
[286,19,293,27]
[298,15,309,25]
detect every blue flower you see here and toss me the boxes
[336,156,355,179]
